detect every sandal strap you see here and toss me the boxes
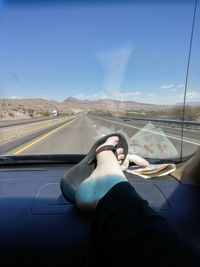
[96,145,116,156]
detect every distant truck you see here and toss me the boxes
[52,110,58,117]
[48,109,59,118]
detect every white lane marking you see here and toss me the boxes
[92,116,200,146]
[85,115,96,127]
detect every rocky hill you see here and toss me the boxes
[62,97,173,112]
[0,97,174,120]
[0,98,73,120]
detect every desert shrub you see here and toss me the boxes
[8,112,14,117]
[40,111,51,117]
[171,105,199,121]
[27,109,34,117]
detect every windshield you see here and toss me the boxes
[0,0,199,162]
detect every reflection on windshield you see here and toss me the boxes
[0,0,199,160]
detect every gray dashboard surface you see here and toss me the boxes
[0,164,200,265]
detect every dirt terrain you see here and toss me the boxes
[0,97,173,120]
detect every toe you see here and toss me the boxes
[106,136,119,147]
[116,148,124,155]
[97,136,119,152]
[118,154,125,161]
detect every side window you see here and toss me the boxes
[182,0,200,158]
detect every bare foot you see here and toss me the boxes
[75,136,128,212]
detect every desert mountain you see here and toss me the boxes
[63,97,173,112]
[0,97,173,120]
[0,98,73,120]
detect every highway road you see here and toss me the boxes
[1,114,199,159]
[0,117,55,128]
[98,116,200,142]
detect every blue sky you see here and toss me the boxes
[0,1,200,104]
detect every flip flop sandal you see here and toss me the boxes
[60,133,128,202]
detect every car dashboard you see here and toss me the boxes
[0,160,200,266]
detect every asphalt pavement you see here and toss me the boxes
[1,114,199,157]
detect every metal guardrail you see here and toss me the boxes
[90,114,200,130]
[123,117,200,130]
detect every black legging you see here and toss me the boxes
[87,182,200,267]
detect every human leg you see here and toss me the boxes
[74,136,200,267]
[87,182,200,267]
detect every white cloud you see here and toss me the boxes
[76,91,179,104]
[178,91,200,100]
[76,91,107,101]
[76,89,200,105]
[186,91,200,99]
[76,91,142,101]
[160,84,174,89]
[160,83,185,90]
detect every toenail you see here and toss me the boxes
[115,136,119,142]
[117,148,123,154]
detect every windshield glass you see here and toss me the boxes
[0,0,199,161]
